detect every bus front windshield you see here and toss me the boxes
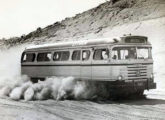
[112,47,151,60]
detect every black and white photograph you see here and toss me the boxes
[0,0,165,119]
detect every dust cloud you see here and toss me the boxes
[0,76,108,101]
[0,43,108,101]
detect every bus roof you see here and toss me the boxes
[26,35,150,51]
[27,37,119,50]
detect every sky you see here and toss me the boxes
[0,0,106,39]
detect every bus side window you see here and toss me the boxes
[112,47,137,60]
[72,50,81,60]
[22,53,35,62]
[120,49,129,60]
[93,49,109,60]
[61,51,70,61]
[82,50,90,61]
[53,52,61,61]
[137,47,149,59]
[37,52,51,62]
[112,50,118,60]
[102,50,109,60]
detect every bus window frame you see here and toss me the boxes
[82,50,91,61]
[21,52,36,63]
[53,51,62,61]
[37,52,52,62]
[137,47,152,59]
[61,51,70,61]
[53,51,70,61]
[111,45,152,61]
[93,48,109,61]
[72,50,81,61]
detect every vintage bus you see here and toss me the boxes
[21,35,156,97]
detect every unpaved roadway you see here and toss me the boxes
[0,96,165,120]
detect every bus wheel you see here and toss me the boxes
[136,90,144,96]
[30,79,38,83]
[134,90,145,99]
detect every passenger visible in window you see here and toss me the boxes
[54,52,61,61]
[113,55,117,60]
[102,50,108,60]
[22,53,35,62]
[82,52,87,60]
[94,49,109,60]
[82,50,90,61]
[126,48,136,59]
[112,50,118,60]
[46,53,51,61]
[37,53,51,62]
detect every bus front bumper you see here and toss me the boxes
[109,78,156,90]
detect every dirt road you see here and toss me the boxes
[0,96,165,120]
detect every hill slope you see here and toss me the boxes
[1,0,165,46]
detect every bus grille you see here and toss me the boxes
[127,65,147,80]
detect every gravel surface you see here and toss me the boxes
[0,95,165,120]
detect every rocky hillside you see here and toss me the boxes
[1,0,165,47]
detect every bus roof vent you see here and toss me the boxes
[121,35,148,44]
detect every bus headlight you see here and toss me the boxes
[118,75,123,80]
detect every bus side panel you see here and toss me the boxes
[80,65,91,80]
[50,66,72,77]
[66,66,81,79]
[92,66,110,81]
[21,66,53,78]
[22,65,81,79]
[21,66,39,78]
[91,61,110,81]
